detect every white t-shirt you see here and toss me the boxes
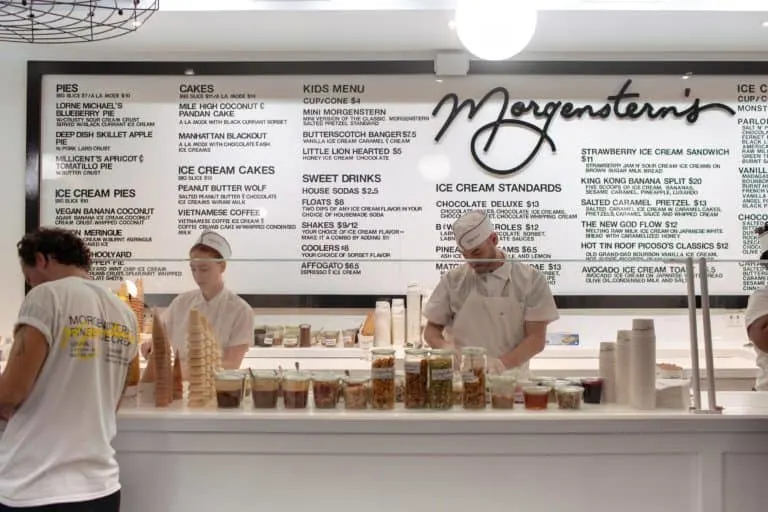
[424,261,560,326]
[163,287,253,361]
[0,277,138,507]
[744,287,768,390]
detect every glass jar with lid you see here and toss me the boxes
[404,348,428,409]
[460,347,487,409]
[282,370,311,409]
[428,348,454,409]
[312,372,340,409]
[250,370,280,409]
[343,376,369,410]
[370,348,396,410]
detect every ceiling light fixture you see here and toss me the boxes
[454,0,538,61]
[682,72,693,80]
[0,0,159,44]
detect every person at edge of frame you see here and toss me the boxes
[0,227,139,511]
[744,222,768,391]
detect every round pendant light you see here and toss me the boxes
[454,0,538,61]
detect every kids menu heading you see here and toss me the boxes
[40,75,768,296]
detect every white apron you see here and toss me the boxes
[445,280,529,377]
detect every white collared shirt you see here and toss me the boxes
[424,261,559,327]
[162,287,253,361]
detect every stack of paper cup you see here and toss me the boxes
[615,330,632,405]
[629,319,656,410]
[599,341,617,403]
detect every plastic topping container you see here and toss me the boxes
[581,377,605,404]
[249,370,280,409]
[490,374,517,410]
[312,372,340,409]
[215,371,245,409]
[556,386,584,410]
[523,386,550,410]
[282,370,311,409]
[343,376,369,410]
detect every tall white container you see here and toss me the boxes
[374,301,392,348]
[391,298,406,348]
[615,330,632,406]
[406,283,422,348]
[599,341,617,403]
[629,318,656,410]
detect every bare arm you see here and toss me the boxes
[500,320,548,370]
[221,344,249,370]
[0,325,50,420]
[747,314,768,353]
[424,321,452,349]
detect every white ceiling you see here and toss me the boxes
[2,1,768,57]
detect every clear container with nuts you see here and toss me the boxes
[370,348,396,410]
[428,349,454,410]
[312,372,340,409]
[404,349,428,409]
[556,385,584,410]
[343,376,369,410]
[461,347,487,409]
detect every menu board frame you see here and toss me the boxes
[25,59,767,309]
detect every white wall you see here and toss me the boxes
[0,48,760,348]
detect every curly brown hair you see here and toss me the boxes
[17,227,91,270]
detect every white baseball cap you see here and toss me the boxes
[193,231,232,259]
[452,210,493,251]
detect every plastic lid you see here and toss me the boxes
[430,348,454,357]
[490,374,517,385]
[215,371,244,381]
[632,318,655,331]
[405,348,427,356]
[523,385,549,395]
[345,375,370,385]
[283,370,311,381]
[558,385,584,394]
[249,370,278,379]
[461,346,487,355]
[312,372,339,382]
[371,348,396,355]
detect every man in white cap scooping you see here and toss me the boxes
[141,230,253,376]
[423,210,559,375]
[743,223,768,391]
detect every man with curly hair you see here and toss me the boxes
[0,227,138,511]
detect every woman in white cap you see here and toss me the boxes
[744,223,768,391]
[423,210,559,376]
[141,231,253,374]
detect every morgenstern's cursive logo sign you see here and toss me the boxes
[431,79,736,177]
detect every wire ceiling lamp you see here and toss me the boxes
[0,1,159,43]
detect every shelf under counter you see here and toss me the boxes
[114,392,768,512]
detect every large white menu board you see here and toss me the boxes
[40,74,768,295]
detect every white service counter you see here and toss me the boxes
[115,391,768,512]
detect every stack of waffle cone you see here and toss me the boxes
[126,279,144,387]
[187,309,208,407]
[172,349,183,401]
[201,316,221,397]
[152,312,172,407]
